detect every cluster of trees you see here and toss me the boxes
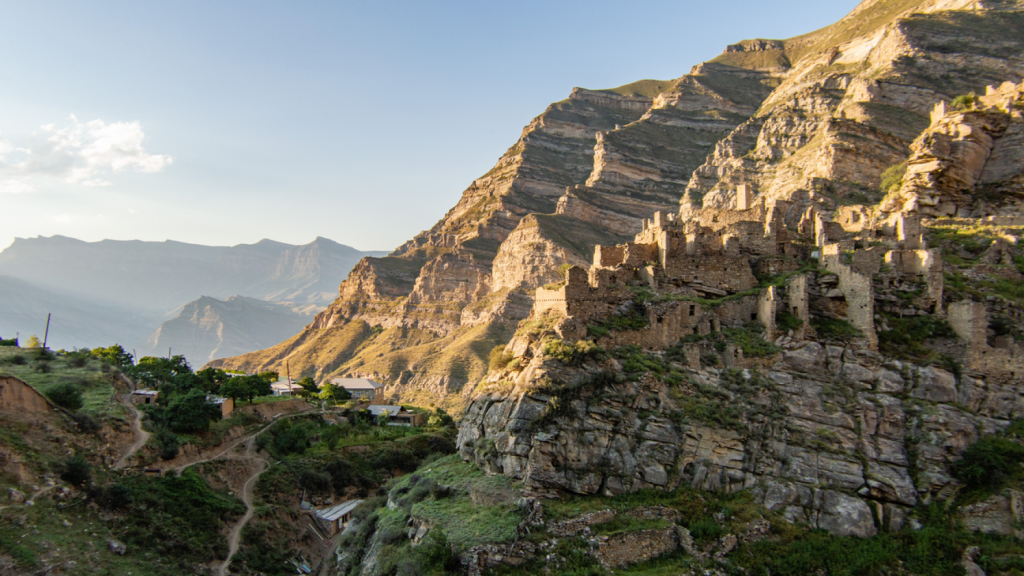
[218,373,276,404]
[79,345,285,459]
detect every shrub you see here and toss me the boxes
[420,530,460,572]
[70,411,100,433]
[811,317,863,341]
[776,311,803,332]
[880,161,908,193]
[46,382,83,411]
[722,322,780,357]
[92,482,132,509]
[542,339,604,367]
[60,454,92,486]
[5,354,26,365]
[34,362,52,374]
[0,337,17,347]
[952,92,977,111]
[488,345,513,372]
[156,428,180,460]
[165,390,221,433]
[951,435,1024,493]
[878,314,957,362]
[67,353,89,368]
[299,470,332,494]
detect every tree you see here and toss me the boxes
[296,377,320,398]
[90,345,134,368]
[165,390,221,433]
[196,367,230,392]
[245,374,273,402]
[377,408,392,426]
[60,454,92,486]
[219,378,249,403]
[25,335,41,348]
[319,380,337,405]
[47,383,84,411]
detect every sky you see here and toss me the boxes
[0,0,858,253]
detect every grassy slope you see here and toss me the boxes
[0,347,126,421]
[0,346,246,575]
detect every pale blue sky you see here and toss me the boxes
[0,1,857,252]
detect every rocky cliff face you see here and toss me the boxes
[217,0,1024,414]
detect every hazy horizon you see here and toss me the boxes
[1,0,857,252]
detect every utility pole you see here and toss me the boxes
[168,347,171,359]
[132,349,138,366]
[42,313,51,349]
[286,359,291,385]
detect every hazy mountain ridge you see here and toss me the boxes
[0,236,385,359]
[0,235,385,314]
[146,295,315,364]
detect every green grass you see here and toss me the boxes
[0,347,125,422]
[598,79,677,98]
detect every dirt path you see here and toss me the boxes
[114,392,151,469]
[216,437,269,576]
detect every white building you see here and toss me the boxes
[331,377,384,401]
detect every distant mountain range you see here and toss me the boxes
[0,236,386,361]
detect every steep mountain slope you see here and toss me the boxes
[215,0,1024,412]
[145,296,315,364]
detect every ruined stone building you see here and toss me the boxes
[530,195,959,366]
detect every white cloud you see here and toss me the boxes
[0,115,173,188]
[0,178,33,194]
[50,213,71,223]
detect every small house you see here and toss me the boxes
[366,405,426,427]
[207,395,234,418]
[270,378,302,396]
[332,377,384,401]
[314,499,363,536]
[131,388,160,405]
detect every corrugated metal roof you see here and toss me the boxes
[316,499,362,522]
[332,377,384,390]
[133,388,159,396]
[366,405,404,416]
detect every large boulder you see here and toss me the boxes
[816,491,877,538]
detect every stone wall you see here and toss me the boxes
[822,244,878,349]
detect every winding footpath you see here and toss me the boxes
[114,391,151,469]
[110,397,317,574]
[216,437,269,576]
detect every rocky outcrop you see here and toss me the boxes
[686,0,1024,221]
[883,81,1024,217]
[458,336,1022,537]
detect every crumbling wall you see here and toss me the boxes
[823,244,877,349]
[663,255,758,293]
[759,287,778,340]
[949,300,1024,381]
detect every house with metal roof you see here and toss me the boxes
[270,378,302,396]
[313,499,363,535]
[366,405,426,427]
[131,388,160,405]
[332,377,384,401]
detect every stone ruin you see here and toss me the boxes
[528,195,978,367]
